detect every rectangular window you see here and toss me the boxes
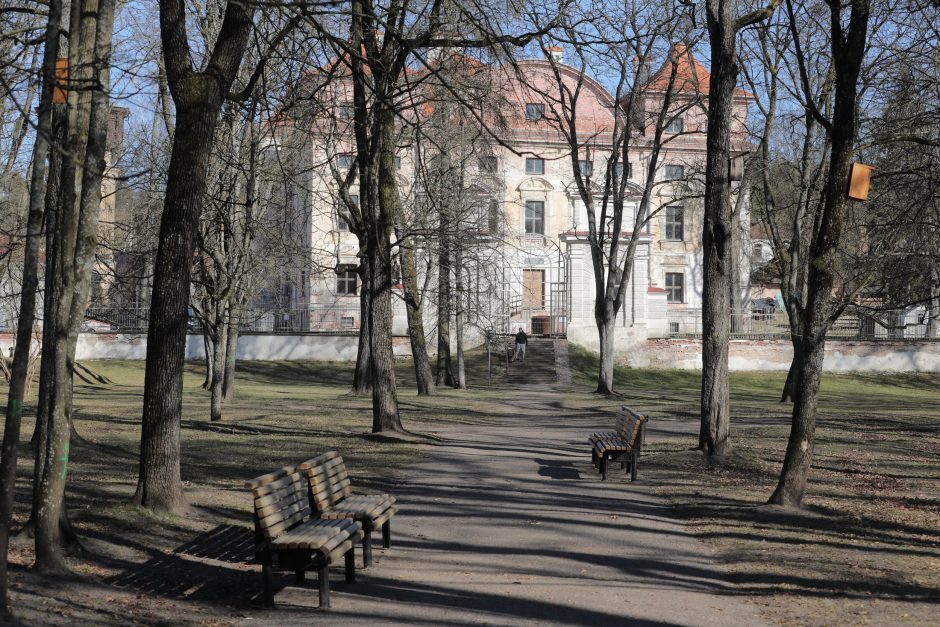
[665,116,683,134]
[479,156,498,172]
[614,161,632,179]
[338,103,355,119]
[337,266,358,295]
[336,153,355,169]
[578,159,593,177]
[340,316,355,328]
[525,157,545,175]
[524,200,544,234]
[525,103,545,121]
[336,194,358,231]
[664,164,684,180]
[665,206,684,241]
[665,272,684,303]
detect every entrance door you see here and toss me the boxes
[522,269,545,310]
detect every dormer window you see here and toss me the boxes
[665,116,683,134]
[525,103,545,121]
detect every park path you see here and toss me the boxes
[247,341,767,626]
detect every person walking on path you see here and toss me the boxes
[513,327,528,362]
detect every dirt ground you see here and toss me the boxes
[1,349,938,625]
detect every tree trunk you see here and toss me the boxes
[201,328,214,390]
[769,0,870,508]
[135,0,253,514]
[435,234,455,388]
[222,307,239,402]
[36,0,116,573]
[352,258,373,395]
[595,312,616,395]
[780,337,800,403]
[0,1,62,616]
[368,111,403,432]
[400,236,435,395]
[927,264,939,339]
[699,1,737,458]
[454,248,467,390]
[135,104,220,513]
[209,318,227,421]
[769,333,824,505]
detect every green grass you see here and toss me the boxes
[567,346,940,625]
[3,345,938,625]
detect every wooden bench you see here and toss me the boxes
[299,451,398,569]
[246,465,363,609]
[589,407,648,481]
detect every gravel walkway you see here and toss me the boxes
[244,358,768,625]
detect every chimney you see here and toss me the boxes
[546,46,563,64]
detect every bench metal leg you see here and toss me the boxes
[591,447,597,467]
[345,545,356,583]
[318,564,330,609]
[631,455,638,481]
[382,520,391,549]
[600,455,608,481]
[362,529,373,568]
[261,549,275,609]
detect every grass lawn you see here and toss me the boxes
[0,345,937,624]
[567,346,940,626]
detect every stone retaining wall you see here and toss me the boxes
[626,338,940,373]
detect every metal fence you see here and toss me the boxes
[667,309,937,340]
[80,305,362,334]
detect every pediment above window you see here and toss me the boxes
[517,177,554,193]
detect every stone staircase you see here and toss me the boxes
[508,337,556,384]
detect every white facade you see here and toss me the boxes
[280,48,753,349]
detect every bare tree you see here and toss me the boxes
[134,0,256,513]
[525,0,703,394]
[699,0,782,457]
[0,0,61,616]
[31,0,118,573]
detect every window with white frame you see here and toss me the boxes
[665,116,684,134]
[664,164,684,180]
[338,103,355,119]
[525,157,545,175]
[336,153,355,169]
[665,272,684,303]
[336,194,357,231]
[578,159,593,177]
[524,200,545,234]
[753,242,764,258]
[665,206,684,241]
[337,265,358,295]
[525,103,545,120]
